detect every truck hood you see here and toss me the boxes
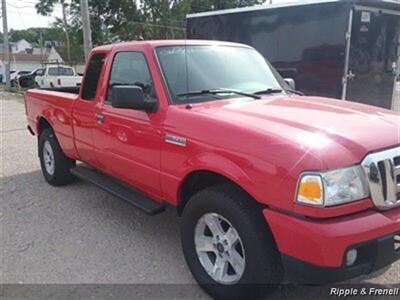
[189,95,399,169]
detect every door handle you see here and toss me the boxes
[95,113,105,123]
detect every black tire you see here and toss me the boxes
[39,128,76,186]
[181,184,283,300]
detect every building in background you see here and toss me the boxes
[0,39,64,83]
[10,39,32,53]
[46,46,64,63]
[0,53,47,75]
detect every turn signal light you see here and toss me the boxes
[297,175,323,205]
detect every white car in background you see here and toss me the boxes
[11,70,31,87]
[35,65,82,88]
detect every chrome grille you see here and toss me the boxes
[361,146,400,210]
[395,235,400,251]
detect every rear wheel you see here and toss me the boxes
[181,184,283,300]
[39,128,75,186]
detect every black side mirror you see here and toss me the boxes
[284,78,296,90]
[111,85,157,112]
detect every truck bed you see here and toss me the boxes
[38,86,80,94]
[24,88,79,158]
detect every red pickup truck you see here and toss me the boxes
[25,40,399,299]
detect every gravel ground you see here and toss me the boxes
[1,94,399,299]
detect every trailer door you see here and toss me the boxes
[343,7,400,109]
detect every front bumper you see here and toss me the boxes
[281,232,399,284]
[263,206,400,283]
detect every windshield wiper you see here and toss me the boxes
[253,88,283,95]
[177,89,261,100]
[254,87,304,96]
[286,89,304,96]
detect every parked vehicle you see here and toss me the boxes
[17,68,44,88]
[187,0,400,109]
[11,70,31,87]
[24,40,399,300]
[35,65,82,88]
[7,70,16,82]
[1,70,15,83]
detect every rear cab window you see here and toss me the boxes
[81,53,106,100]
[48,67,74,76]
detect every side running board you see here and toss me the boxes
[70,166,165,215]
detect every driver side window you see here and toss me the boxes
[106,51,156,103]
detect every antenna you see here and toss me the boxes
[185,38,189,98]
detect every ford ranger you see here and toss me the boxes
[24,40,399,300]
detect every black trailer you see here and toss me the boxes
[187,0,400,109]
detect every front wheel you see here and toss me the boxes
[39,128,75,186]
[181,184,283,300]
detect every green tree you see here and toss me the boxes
[9,28,65,45]
[67,0,267,42]
[35,0,72,64]
[68,0,145,45]
[139,0,266,39]
[35,0,268,60]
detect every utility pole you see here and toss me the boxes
[40,31,43,63]
[80,0,92,62]
[60,0,72,65]
[2,0,11,89]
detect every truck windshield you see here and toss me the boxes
[155,45,285,104]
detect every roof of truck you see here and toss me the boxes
[92,39,253,52]
[186,0,400,19]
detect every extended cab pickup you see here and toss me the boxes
[25,40,399,300]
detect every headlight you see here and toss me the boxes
[296,165,369,207]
